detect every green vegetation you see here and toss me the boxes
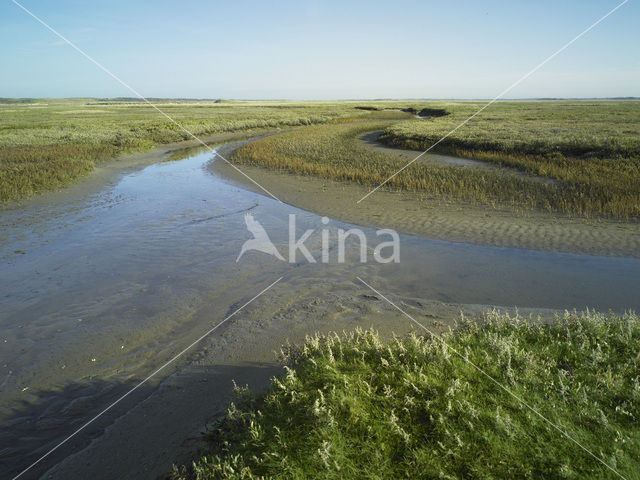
[174,311,640,479]
[4,99,639,217]
[380,101,640,217]
[0,99,374,202]
[381,101,640,159]
[234,102,640,218]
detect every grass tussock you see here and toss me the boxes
[173,311,640,479]
[234,104,640,218]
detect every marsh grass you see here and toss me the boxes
[234,104,640,218]
[379,101,640,217]
[381,101,640,159]
[0,143,118,200]
[5,99,638,215]
[0,100,376,202]
[173,311,640,479]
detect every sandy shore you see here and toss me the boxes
[212,140,640,258]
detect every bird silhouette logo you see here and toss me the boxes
[236,213,285,262]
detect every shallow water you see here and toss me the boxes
[1,146,639,478]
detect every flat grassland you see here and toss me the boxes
[4,99,639,218]
[0,98,372,202]
[173,311,640,479]
[234,101,640,218]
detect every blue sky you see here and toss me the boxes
[1,0,638,99]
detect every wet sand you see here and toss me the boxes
[40,273,502,480]
[0,129,272,221]
[2,139,510,480]
[4,134,640,480]
[212,141,640,258]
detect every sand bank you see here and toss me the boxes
[212,140,640,258]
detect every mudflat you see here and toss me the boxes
[212,141,640,258]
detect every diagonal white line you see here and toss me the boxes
[11,0,282,203]
[356,0,630,204]
[11,276,283,480]
[356,277,628,480]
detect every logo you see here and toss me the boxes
[236,213,399,264]
[236,213,285,262]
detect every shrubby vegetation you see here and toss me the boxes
[173,311,640,479]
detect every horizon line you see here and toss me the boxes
[2,96,639,102]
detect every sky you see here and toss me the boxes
[0,0,638,99]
